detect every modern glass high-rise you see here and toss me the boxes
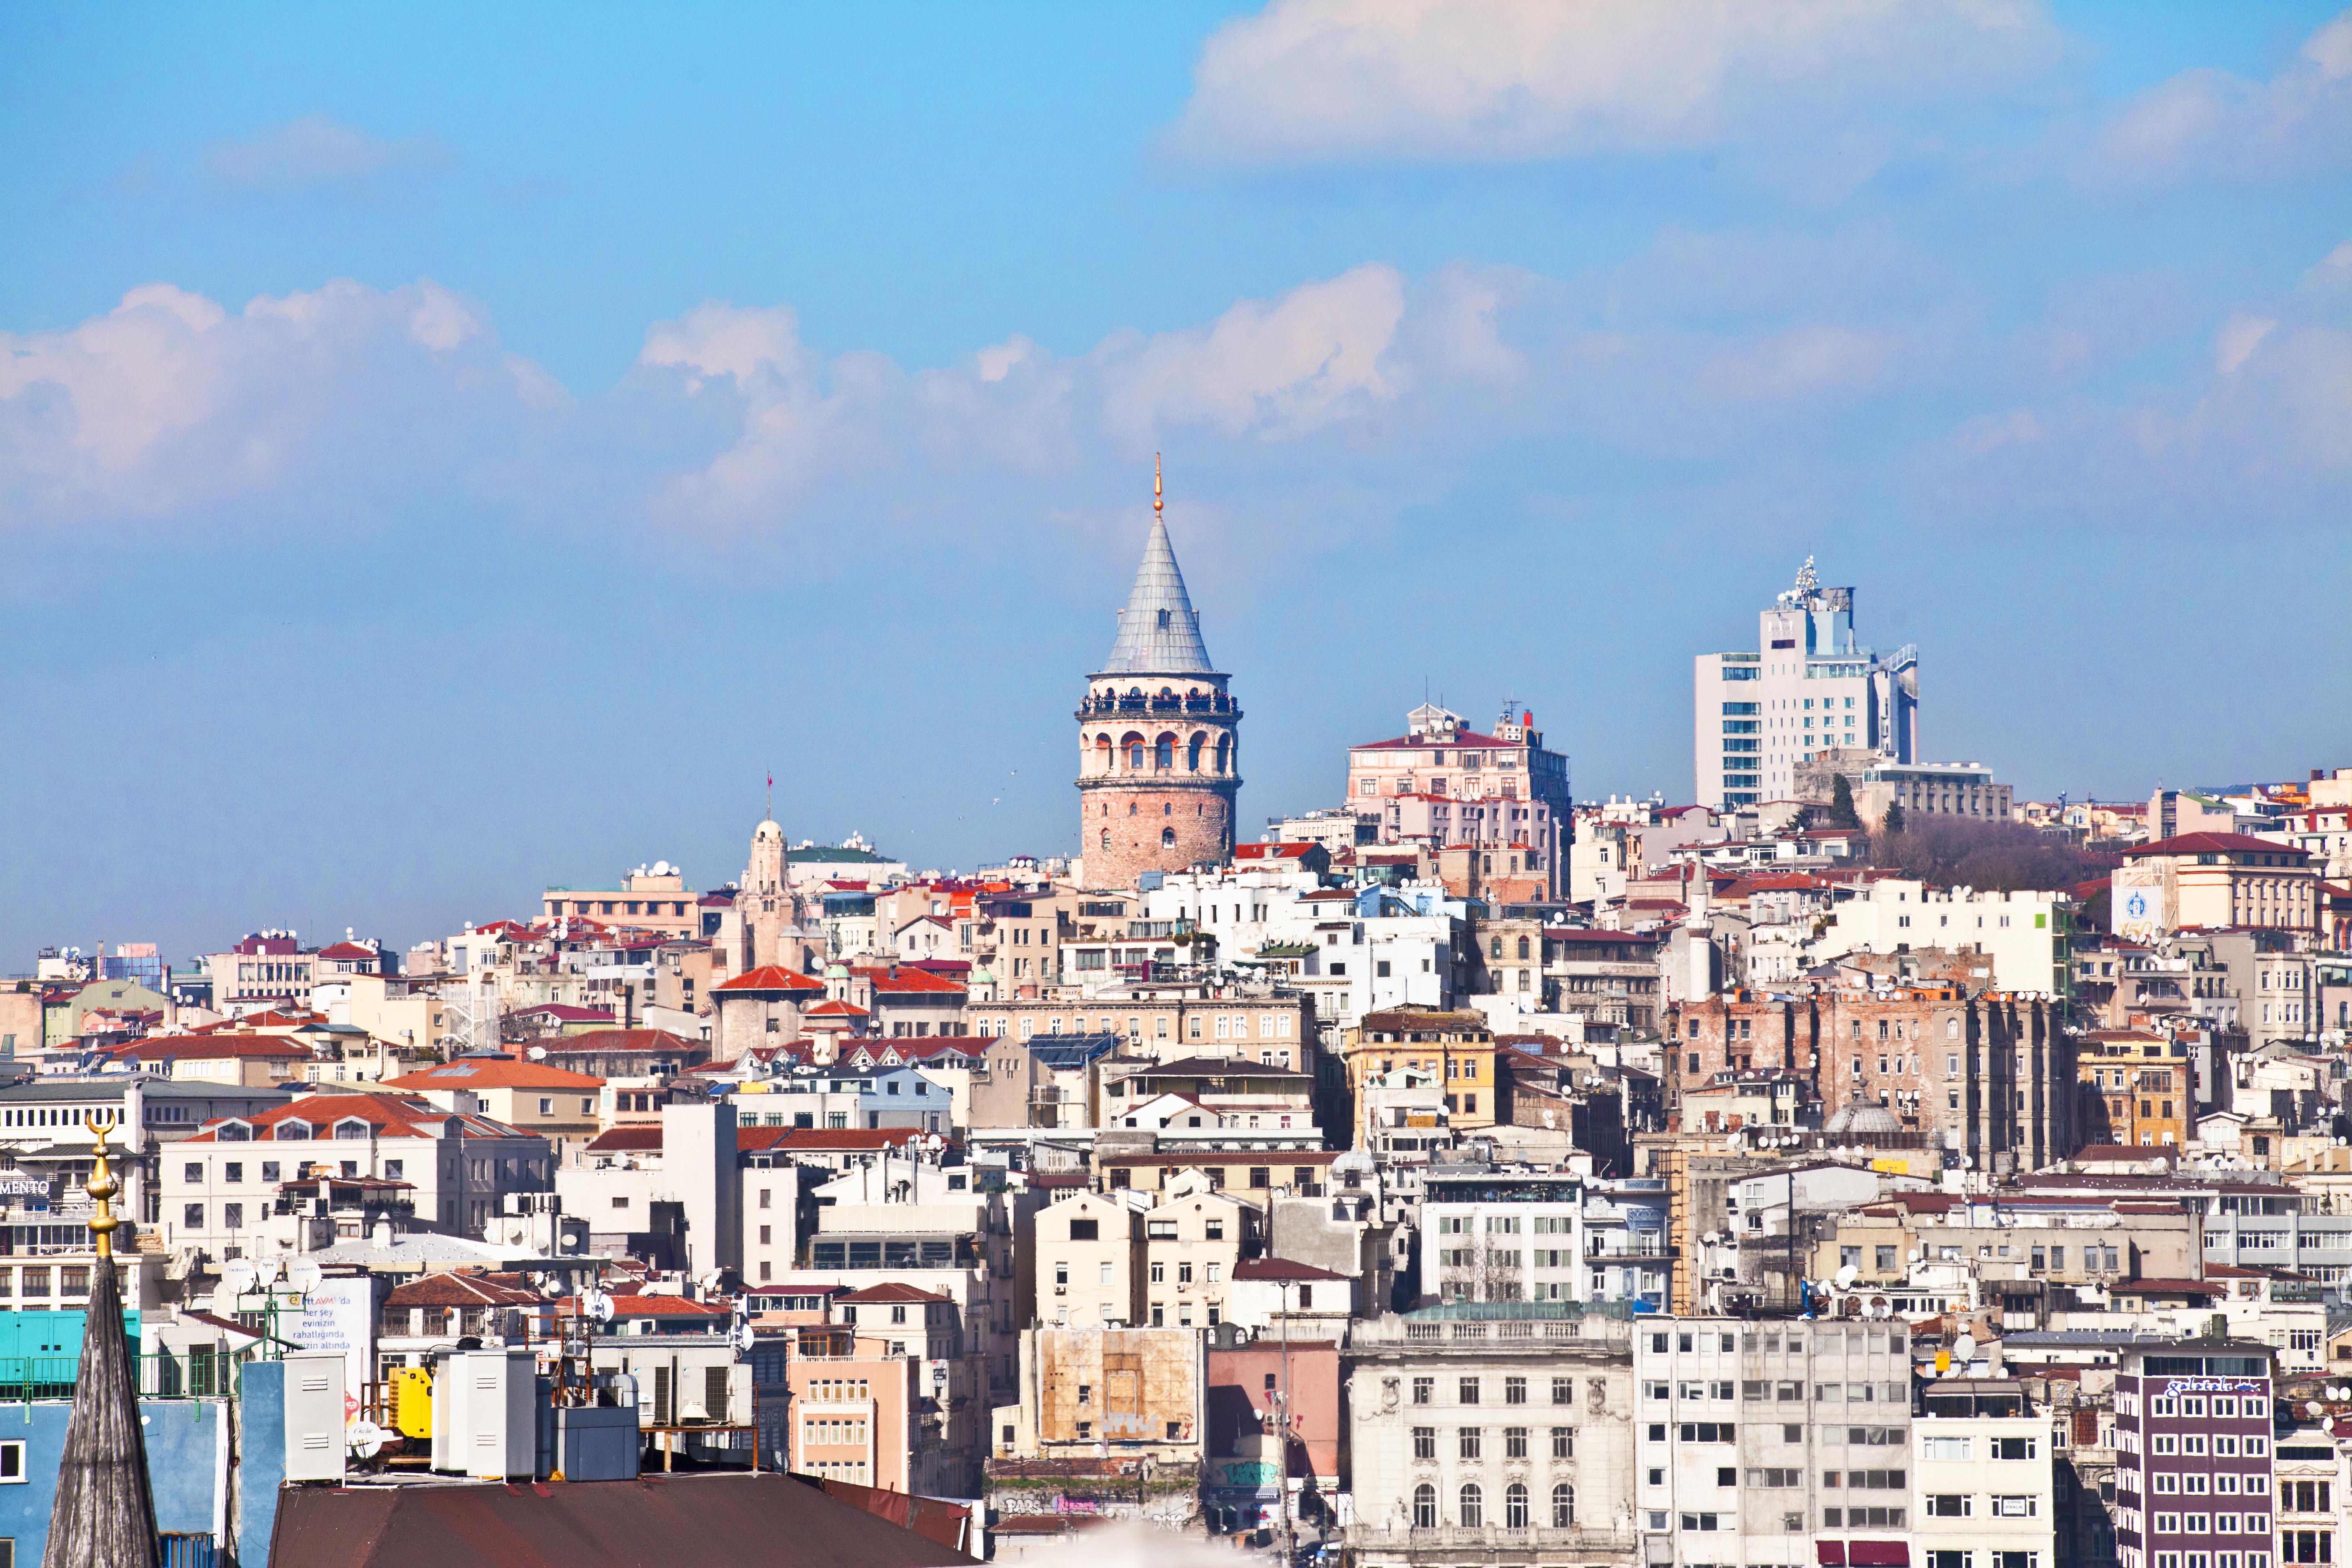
[1693,558,1918,810]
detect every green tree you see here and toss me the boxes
[1829,774,1862,829]
[1882,801,1906,837]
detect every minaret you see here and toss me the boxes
[44,1120,160,1568]
[1075,458,1241,888]
[743,783,793,972]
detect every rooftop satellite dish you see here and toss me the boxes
[219,1262,256,1298]
[735,1322,756,1352]
[348,1419,387,1460]
[2309,1401,2327,1419]
[1952,1333,1978,1367]
[584,1289,615,1325]
[1836,1264,1860,1290]
[256,1257,285,1286]
[526,1046,547,1061]
[287,1259,323,1293]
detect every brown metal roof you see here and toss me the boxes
[268,1472,979,1568]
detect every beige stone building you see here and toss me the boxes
[2112,831,2318,937]
[1034,1188,1150,1328]
[1140,1172,1257,1330]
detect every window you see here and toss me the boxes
[1924,1436,1971,1460]
[1458,1483,1483,1529]
[1412,1377,1433,1406]
[1928,1495,1973,1517]
[1413,1426,1436,1460]
[1505,1426,1528,1458]
[1552,1426,1573,1458]
[1413,1483,1436,1528]
[1505,1376,1527,1405]
[1459,1428,1481,1459]
[1991,1436,2037,1460]
[1068,1218,1098,1241]
[183,1204,203,1228]
[1460,1377,1480,1404]
[1552,1376,1572,1405]
[1505,1481,1530,1529]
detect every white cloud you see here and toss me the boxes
[0,278,544,525]
[7,233,2341,552]
[2087,9,2352,185]
[1166,0,2058,166]
[204,114,451,193]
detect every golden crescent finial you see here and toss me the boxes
[83,1116,122,1260]
[1153,453,1163,515]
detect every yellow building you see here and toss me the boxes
[1341,1007,1496,1132]
[2075,1030,2192,1148]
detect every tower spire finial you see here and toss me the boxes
[83,1118,121,1260]
[1153,452,1163,518]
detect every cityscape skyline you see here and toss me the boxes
[5,2,2349,959]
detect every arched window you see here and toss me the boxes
[1127,737,1145,769]
[1161,828,1176,849]
[1458,1482,1482,1528]
[1187,733,1204,771]
[1505,1482,1529,1529]
[1412,1484,1436,1529]
[1552,1484,1574,1527]
[1093,735,1112,774]
[1516,936,1530,960]
[1100,830,1110,851]
[1215,736,1230,774]
[1490,936,1502,959]
[1155,735,1174,769]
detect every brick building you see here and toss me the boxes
[1666,985,2068,1172]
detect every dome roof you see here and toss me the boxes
[1825,1098,1903,1136]
[752,819,784,844]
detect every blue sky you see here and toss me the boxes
[3,1,2349,964]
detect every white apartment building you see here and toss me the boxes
[1342,1306,1637,1568]
[1137,870,1465,1035]
[1633,1317,1915,1568]
[160,1089,552,1262]
[1913,1413,2058,1568]
[1421,1166,1589,1307]
[1810,882,2069,996]
[1694,559,1917,809]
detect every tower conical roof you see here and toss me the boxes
[1102,514,1214,675]
[44,1254,160,1568]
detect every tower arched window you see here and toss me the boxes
[1412,1484,1436,1529]
[1161,828,1176,849]
[1100,830,1110,851]
[1187,734,1204,771]
[1215,736,1230,774]
[1127,735,1145,769]
[1155,735,1174,770]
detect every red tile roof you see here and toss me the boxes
[383,1060,604,1091]
[316,942,379,960]
[715,965,826,994]
[184,1091,531,1143]
[2130,833,2310,859]
[116,1033,312,1061]
[836,1282,951,1305]
[533,1029,705,1055]
[852,966,965,995]
[1352,727,1516,751]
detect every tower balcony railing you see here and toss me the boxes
[1076,694,1238,718]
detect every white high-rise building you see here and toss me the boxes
[1693,558,1918,809]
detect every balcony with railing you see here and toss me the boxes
[1348,1525,1635,1556]
[1076,692,1238,719]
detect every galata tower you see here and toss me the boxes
[1075,461,1240,888]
